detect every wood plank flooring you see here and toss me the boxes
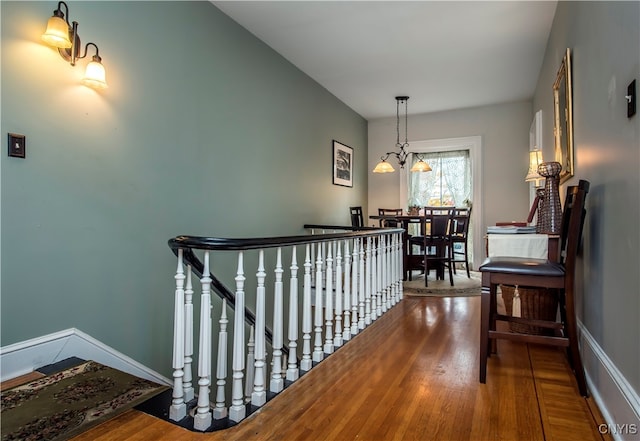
[71,295,610,441]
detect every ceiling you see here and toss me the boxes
[212,1,558,120]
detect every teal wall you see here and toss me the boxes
[1,1,367,374]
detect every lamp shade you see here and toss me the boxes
[82,56,108,89]
[373,159,395,173]
[410,159,432,172]
[524,149,543,182]
[42,15,72,48]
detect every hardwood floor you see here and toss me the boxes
[72,295,611,441]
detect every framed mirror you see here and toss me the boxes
[553,48,574,183]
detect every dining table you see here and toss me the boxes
[369,213,427,281]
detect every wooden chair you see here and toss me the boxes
[377,208,403,227]
[349,206,364,228]
[408,207,454,286]
[478,180,590,396]
[449,206,472,277]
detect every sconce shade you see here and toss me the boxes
[373,159,395,173]
[42,2,108,90]
[525,149,543,182]
[82,55,108,89]
[42,15,72,48]
[410,158,432,173]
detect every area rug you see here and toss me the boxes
[1,360,169,441]
[403,270,481,296]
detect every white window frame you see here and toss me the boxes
[400,136,483,270]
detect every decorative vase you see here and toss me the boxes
[536,161,562,234]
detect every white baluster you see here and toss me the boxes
[370,236,378,321]
[387,234,393,307]
[300,244,313,371]
[194,251,212,432]
[381,235,388,313]
[183,265,194,403]
[252,250,267,407]
[388,234,395,305]
[313,244,324,362]
[244,326,255,404]
[334,241,343,347]
[287,247,300,381]
[333,240,339,292]
[351,238,360,335]
[342,240,351,342]
[213,299,228,419]
[321,241,326,287]
[378,235,384,315]
[310,242,316,287]
[397,232,404,301]
[170,249,186,422]
[270,248,284,393]
[363,237,371,327]
[323,243,334,354]
[229,253,246,422]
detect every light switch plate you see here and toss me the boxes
[628,80,636,118]
[8,133,26,158]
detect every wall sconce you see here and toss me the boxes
[373,96,432,173]
[41,1,108,89]
[524,148,544,187]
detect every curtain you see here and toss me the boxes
[408,149,473,268]
[408,150,471,208]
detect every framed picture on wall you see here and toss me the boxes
[553,48,574,183]
[332,140,353,187]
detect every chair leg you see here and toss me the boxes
[450,245,457,275]
[424,257,429,287]
[479,281,491,383]
[447,255,454,286]
[464,244,470,278]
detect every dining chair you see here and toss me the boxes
[478,180,590,397]
[449,206,472,277]
[377,208,403,227]
[349,206,364,228]
[408,207,454,286]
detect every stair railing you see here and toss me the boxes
[167,225,403,431]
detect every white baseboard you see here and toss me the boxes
[580,321,640,441]
[0,328,171,386]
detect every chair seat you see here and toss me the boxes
[479,257,565,277]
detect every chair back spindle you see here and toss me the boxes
[350,206,364,228]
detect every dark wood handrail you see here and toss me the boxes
[168,226,402,253]
[168,226,404,359]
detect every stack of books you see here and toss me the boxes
[487,225,537,234]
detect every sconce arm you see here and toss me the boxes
[54,1,70,25]
[77,42,102,61]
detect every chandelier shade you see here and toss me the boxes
[410,157,432,172]
[373,96,431,174]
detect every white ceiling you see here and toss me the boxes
[212,1,558,120]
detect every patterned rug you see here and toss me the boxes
[403,270,481,296]
[1,360,168,441]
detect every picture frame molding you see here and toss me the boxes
[553,48,574,183]
[332,140,354,187]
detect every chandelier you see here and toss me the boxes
[373,96,431,173]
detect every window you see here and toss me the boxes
[408,150,471,208]
[399,136,482,270]
[408,149,473,269]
